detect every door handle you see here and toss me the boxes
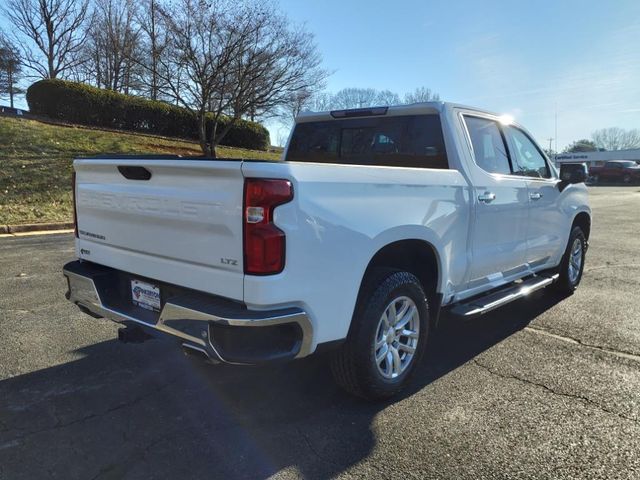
[529,192,542,201]
[478,192,496,204]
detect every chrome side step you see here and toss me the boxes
[451,273,559,318]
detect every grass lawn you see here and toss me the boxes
[0,116,280,225]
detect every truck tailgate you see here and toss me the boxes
[74,158,245,301]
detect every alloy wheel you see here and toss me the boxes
[568,238,583,284]
[374,296,420,379]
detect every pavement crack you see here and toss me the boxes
[89,461,118,480]
[471,358,639,424]
[2,379,175,445]
[89,436,166,480]
[585,263,640,272]
[525,325,640,362]
[296,426,330,465]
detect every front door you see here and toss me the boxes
[502,125,564,268]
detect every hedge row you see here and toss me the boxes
[26,80,270,151]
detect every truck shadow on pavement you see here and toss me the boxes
[0,291,567,480]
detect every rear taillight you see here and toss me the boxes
[72,170,78,238]
[243,178,293,275]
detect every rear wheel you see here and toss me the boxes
[554,226,587,293]
[330,270,429,400]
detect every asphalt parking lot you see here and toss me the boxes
[1,186,639,479]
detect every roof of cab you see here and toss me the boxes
[294,101,502,123]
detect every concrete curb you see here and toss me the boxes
[5,222,74,234]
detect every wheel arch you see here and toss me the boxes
[355,239,442,328]
[572,211,591,240]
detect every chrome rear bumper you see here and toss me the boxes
[63,261,313,364]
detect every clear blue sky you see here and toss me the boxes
[2,1,638,151]
[270,0,640,150]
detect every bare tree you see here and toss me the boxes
[83,0,141,93]
[592,127,640,151]
[376,89,400,106]
[332,88,379,109]
[159,0,326,157]
[2,0,91,79]
[283,85,440,118]
[135,0,169,100]
[0,33,24,107]
[280,90,334,122]
[276,130,289,148]
[227,2,328,125]
[307,92,334,112]
[157,0,248,156]
[279,88,314,123]
[403,86,440,104]
[330,87,431,109]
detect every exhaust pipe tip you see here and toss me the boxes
[182,343,220,365]
[118,326,153,344]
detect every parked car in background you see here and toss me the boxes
[0,106,24,116]
[63,102,591,400]
[589,160,640,184]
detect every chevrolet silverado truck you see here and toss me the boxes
[64,102,591,399]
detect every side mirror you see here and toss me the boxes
[559,163,588,190]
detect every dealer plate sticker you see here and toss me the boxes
[131,280,161,312]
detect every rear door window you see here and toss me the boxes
[286,115,448,169]
[463,116,511,175]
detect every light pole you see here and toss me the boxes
[555,103,558,153]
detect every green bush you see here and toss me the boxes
[26,79,270,150]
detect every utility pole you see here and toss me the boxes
[554,103,558,153]
[547,137,554,153]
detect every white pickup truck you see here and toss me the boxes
[64,102,591,399]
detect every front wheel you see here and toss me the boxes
[554,226,587,293]
[330,270,429,400]
[623,174,632,184]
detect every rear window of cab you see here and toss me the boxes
[286,114,448,169]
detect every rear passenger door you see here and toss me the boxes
[462,115,530,288]
[503,126,564,268]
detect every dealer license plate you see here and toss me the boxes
[131,279,161,312]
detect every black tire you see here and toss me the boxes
[623,174,632,184]
[592,174,599,184]
[554,226,587,294]
[330,269,430,400]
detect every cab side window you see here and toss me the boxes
[504,126,551,179]
[464,116,511,175]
